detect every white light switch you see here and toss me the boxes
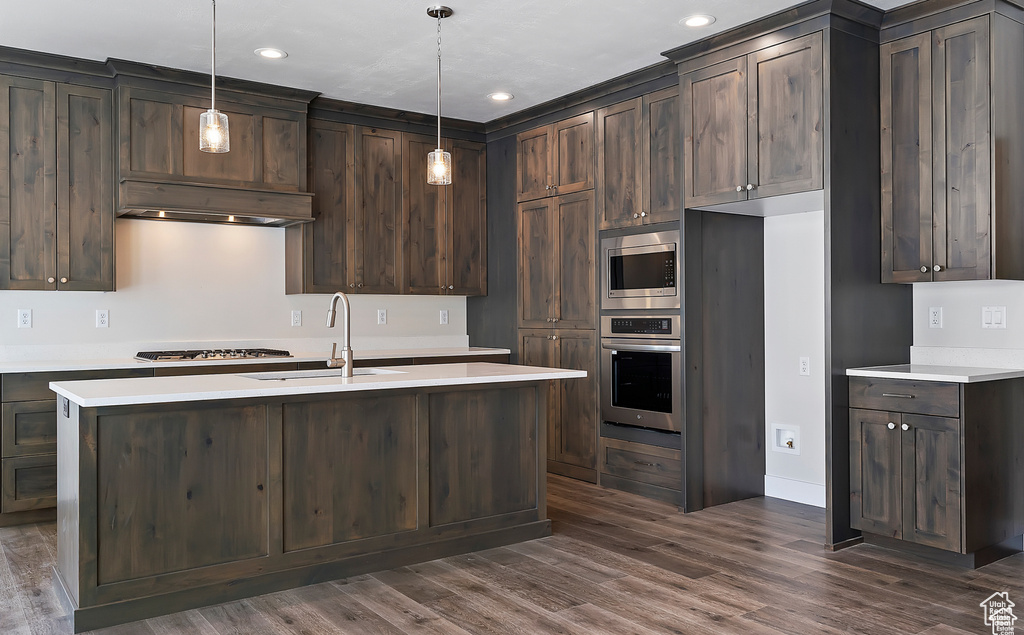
[982,306,1007,329]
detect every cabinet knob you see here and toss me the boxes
[746,184,755,191]
[640,212,647,218]
[901,423,910,431]
[920,266,929,273]
[545,185,552,190]
[887,422,896,430]
[633,213,639,219]
[47,277,55,284]
[933,264,942,272]
[60,277,68,284]
[349,283,355,288]
[449,285,453,290]
[736,185,744,192]
[552,317,558,322]
[551,335,557,340]
[357,283,363,288]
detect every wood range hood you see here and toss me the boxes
[110,60,317,228]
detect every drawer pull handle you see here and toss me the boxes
[881,393,915,399]
[634,460,655,467]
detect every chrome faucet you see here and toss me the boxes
[326,291,353,377]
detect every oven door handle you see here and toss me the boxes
[601,340,681,353]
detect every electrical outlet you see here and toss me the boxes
[291,310,302,327]
[982,306,1008,329]
[928,306,943,329]
[17,309,31,328]
[440,309,449,325]
[95,309,109,328]
[377,309,387,325]
[798,357,810,376]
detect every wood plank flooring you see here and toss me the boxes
[2,474,1020,634]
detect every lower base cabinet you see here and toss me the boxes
[598,437,682,505]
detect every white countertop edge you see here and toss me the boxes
[846,364,1024,383]
[50,363,584,408]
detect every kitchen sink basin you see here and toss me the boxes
[241,367,406,381]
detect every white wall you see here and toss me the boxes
[763,211,826,507]
[0,219,469,360]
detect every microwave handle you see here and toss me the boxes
[601,340,681,353]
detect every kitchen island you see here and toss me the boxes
[49,362,584,632]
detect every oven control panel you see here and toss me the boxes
[609,317,673,335]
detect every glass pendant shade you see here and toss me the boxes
[427,148,452,185]
[199,108,230,153]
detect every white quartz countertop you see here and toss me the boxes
[0,347,510,374]
[50,362,583,407]
[846,364,1024,383]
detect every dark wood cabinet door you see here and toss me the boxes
[553,112,595,196]
[402,133,446,294]
[643,86,681,224]
[1,400,57,458]
[1,455,57,513]
[881,32,933,283]
[518,199,556,327]
[354,127,403,293]
[850,408,903,538]
[682,56,748,208]
[748,32,823,199]
[516,125,553,202]
[901,413,961,551]
[447,138,487,296]
[596,98,642,229]
[555,191,596,329]
[287,119,354,294]
[932,17,991,282]
[519,330,559,462]
[57,84,114,291]
[0,75,56,290]
[553,330,598,470]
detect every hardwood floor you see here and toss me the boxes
[2,474,1020,634]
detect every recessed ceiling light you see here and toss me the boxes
[681,14,716,27]
[488,92,514,102]
[254,48,288,59]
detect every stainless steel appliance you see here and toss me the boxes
[600,315,681,432]
[601,229,680,311]
[135,348,291,361]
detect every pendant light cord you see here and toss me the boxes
[436,12,442,150]
[211,0,217,112]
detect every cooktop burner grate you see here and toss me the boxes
[135,348,292,362]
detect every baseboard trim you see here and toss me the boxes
[764,475,826,508]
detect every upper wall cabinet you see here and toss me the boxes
[596,86,681,229]
[353,127,403,294]
[0,76,114,291]
[881,14,1024,283]
[681,32,823,208]
[516,113,595,202]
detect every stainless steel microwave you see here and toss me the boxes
[601,230,680,311]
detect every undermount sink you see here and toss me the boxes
[241,367,405,381]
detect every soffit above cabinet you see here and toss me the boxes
[1,0,919,123]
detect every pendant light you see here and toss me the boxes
[200,0,230,153]
[426,6,453,185]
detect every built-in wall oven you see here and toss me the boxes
[600,315,681,433]
[601,229,680,311]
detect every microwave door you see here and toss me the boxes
[608,244,677,298]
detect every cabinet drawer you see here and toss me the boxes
[848,377,959,417]
[600,438,680,490]
[2,400,57,457]
[1,455,57,513]
[2,368,152,402]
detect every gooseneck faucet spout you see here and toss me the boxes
[326,291,353,377]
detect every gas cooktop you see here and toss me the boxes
[135,348,292,362]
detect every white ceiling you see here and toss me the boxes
[2,0,917,123]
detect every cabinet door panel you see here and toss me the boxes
[553,112,595,195]
[556,191,596,329]
[354,127,402,293]
[902,413,961,551]
[850,409,902,538]
[932,17,991,281]
[182,105,257,183]
[2,400,57,458]
[643,86,681,224]
[519,330,558,461]
[749,33,823,198]
[1,455,57,513]
[0,76,56,290]
[518,199,555,327]
[597,99,642,229]
[554,330,598,470]
[403,133,445,294]
[516,126,552,202]
[447,139,487,296]
[683,57,748,207]
[882,34,934,283]
[57,84,114,291]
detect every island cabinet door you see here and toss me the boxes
[281,395,419,552]
[520,330,559,460]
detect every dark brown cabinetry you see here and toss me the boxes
[516,113,595,203]
[0,76,114,291]
[849,376,1024,565]
[681,32,823,208]
[881,14,1024,282]
[354,127,403,294]
[519,329,598,479]
[596,86,681,229]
